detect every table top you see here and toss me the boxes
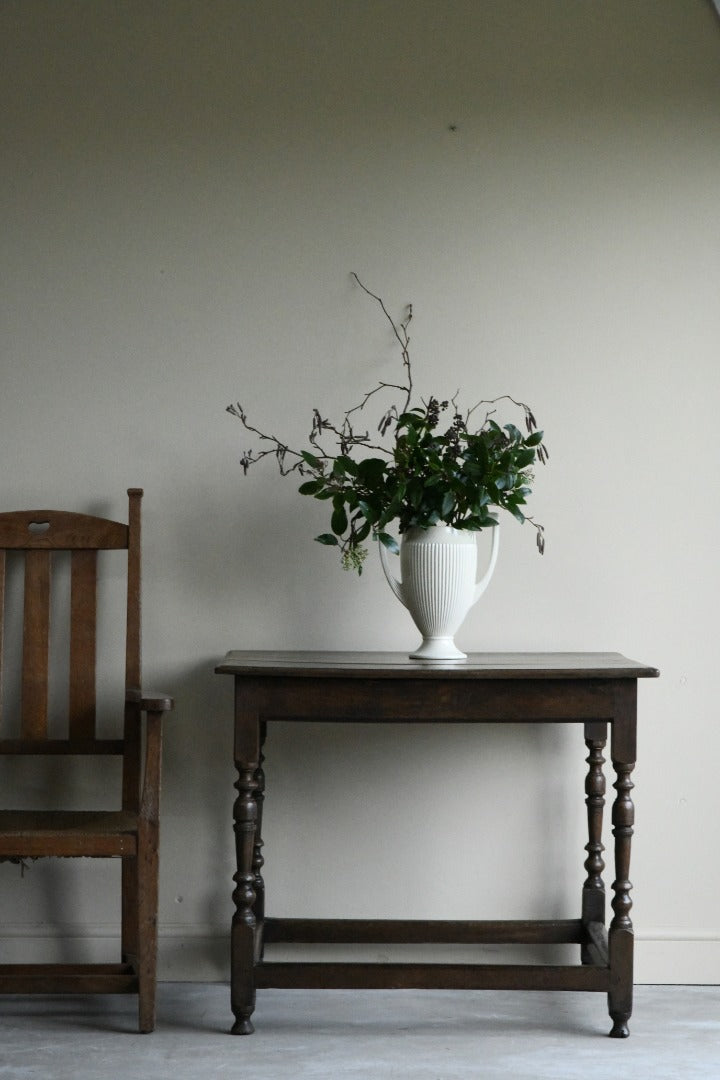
[216,651,659,681]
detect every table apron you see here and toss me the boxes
[236,676,632,725]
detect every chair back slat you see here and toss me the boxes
[21,550,51,739]
[0,550,5,728]
[69,549,97,739]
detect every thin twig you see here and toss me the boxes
[351,272,413,413]
[226,403,305,474]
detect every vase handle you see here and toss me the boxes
[473,524,500,606]
[378,538,407,608]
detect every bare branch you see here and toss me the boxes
[226,402,305,475]
[351,272,413,412]
[465,394,539,433]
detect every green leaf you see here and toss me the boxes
[331,500,348,535]
[298,479,323,496]
[525,430,544,447]
[332,455,358,479]
[513,448,535,468]
[337,455,358,477]
[315,533,339,546]
[358,457,387,483]
[354,520,371,542]
[301,450,323,468]
[397,409,425,427]
[357,498,380,524]
[406,479,422,508]
[377,532,400,554]
[441,490,455,518]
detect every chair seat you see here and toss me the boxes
[0,810,139,857]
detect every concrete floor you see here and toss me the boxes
[0,985,718,1079]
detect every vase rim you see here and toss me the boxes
[402,523,480,544]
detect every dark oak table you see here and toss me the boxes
[215,651,658,1038]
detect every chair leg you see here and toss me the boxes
[137,822,159,1034]
[121,857,139,965]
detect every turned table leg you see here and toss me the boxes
[253,723,267,942]
[231,682,261,1035]
[582,720,607,963]
[231,766,258,1034]
[607,693,637,1039]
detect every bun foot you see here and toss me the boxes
[231,1017,255,1035]
[609,1020,630,1038]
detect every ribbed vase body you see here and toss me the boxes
[399,526,479,660]
[380,522,500,661]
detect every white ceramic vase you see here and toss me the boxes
[379,523,500,661]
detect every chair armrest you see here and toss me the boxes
[126,687,174,712]
[125,689,173,824]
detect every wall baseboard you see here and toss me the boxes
[634,931,720,985]
[1,925,717,984]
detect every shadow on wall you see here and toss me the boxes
[158,658,238,932]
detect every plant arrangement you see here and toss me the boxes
[228,275,547,573]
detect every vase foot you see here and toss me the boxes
[409,637,467,661]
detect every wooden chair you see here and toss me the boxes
[0,488,173,1032]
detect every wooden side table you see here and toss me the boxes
[215,651,658,1038]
